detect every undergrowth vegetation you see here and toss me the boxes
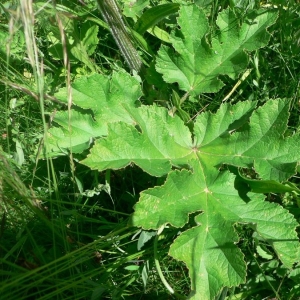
[0,0,300,299]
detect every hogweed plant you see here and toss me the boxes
[42,4,300,300]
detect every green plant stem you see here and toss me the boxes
[247,244,281,300]
[154,225,186,299]
[169,91,189,116]
[96,0,143,73]
[105,169,111,186]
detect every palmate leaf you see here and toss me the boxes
[82,99,300,299]
[45,5,298,299]
[45,71,142,156]
[156,6,277,96]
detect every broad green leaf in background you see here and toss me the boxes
[156,6,277,96]
[82,99,300,299]
[134,3,180,34]
[79,21,99,56]
[0,29,25,60]
[46,111,99,156]
[194,0,213,6]
[45,72,142,156]
[236,170,300,194]
[122,0,149,21]
[70,21,99,69]
[134,3,180,43]
[47,17,99,71]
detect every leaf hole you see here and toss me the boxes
[135,124,142,133]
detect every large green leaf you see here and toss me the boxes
[82,99,300,299]
[156,6,277,96]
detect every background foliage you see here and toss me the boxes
[0,0,300,299]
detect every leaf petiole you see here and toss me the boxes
[154,225,186,299]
